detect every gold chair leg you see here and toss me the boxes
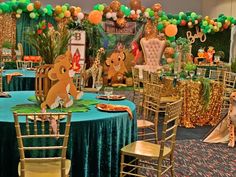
[170,154,175,177]
[120,154,125,177]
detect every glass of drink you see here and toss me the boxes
[95,80,103,96]
[104,87,113,102]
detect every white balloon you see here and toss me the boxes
[144,12,149,18]
[136,9,142,14]
[111,12,117,18]
[131,10,135,15]
[112,16,117,21]
[77,12,84,20]
[106,12,112,19]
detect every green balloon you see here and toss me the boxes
[202,20,208,26]
[217,22,222,28]
[62,5,67,12]
[146,8,151,12]
[173,52,179,58]
[47,10,52,16]
[46,4,52,11]
[120,5,125,11]
[58,13,64,18]
[124,8,131,16]
[149,10,154,17]
[93,4,99,10]
[182,14,187,20]
[64,3,70,9]
[98,4,104,11]
[172,19,177,25]
[171,42,177,48]
[179,12,185,17]
[43,8,48,13]
[29,12,36,19]
[0,9,2,14]
[168,36,176,42]
[167,13,173,19]
[157,23,164,31]
[158,10,164,17]
[191,12,197,19]
[12,4,18,11]
[17,9,23,14]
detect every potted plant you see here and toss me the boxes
[25,20,72,102]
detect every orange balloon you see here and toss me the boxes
[165,24,178,37]
[34,1,41,10]
[130,0,141,10]
[88,10,102,25]
[55,5,62,15]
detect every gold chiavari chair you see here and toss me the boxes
[223,71,236,89]
[120,99,183,177]
[209,70,221,81]
[196,67,207,77]
[137,83,162,143]
[222,71,236,114]
[142,70,150,85]
[150,72,160,85]
[14,112,72,177]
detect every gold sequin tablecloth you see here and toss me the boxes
[161,78,224,128]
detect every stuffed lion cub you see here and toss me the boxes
[41,51,83,110]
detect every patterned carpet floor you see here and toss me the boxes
[118,90,236,177]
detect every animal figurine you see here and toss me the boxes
[205,46,215,63]
[106,48,127,85]
[41,50,83,110]
[81,48,105,88]
[228,92,236,147]
[72,48,81,73]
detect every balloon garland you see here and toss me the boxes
[0,0,235,36]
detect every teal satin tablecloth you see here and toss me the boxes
[2,69,35,91]
[0,91,137,177]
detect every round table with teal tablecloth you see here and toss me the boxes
[0,91,137,177]
[2,69,35,91]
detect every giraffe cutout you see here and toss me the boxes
[82,48,105,88]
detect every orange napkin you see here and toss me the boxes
[96,104,133,119]
[6,72,23,84]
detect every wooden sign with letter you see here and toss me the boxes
[103,21,136,35]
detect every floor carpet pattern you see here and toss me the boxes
[139,140,236,177]
[117,90,236,177]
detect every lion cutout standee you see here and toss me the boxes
[106,47,128,85]
[41,51,83,110]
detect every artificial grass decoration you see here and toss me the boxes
[198,77,211,109]
[12,97,100,113]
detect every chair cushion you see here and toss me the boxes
[160,96,179,103]
[121,141,171,158]
[137,119,154,128]
[18,159,71,177]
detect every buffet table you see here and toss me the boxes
[0,91,137,177]
[2,69,35,91]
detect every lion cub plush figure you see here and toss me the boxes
[228,92,236,147]
[41,51,83,110]
[106,50,127,84]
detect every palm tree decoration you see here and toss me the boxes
[25,20,72,64]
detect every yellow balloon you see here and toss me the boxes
[75,7,81,13]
